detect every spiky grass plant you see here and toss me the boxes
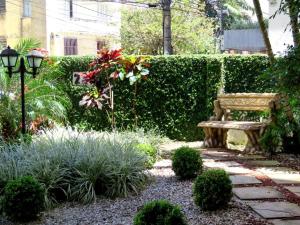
[0,127,151,207]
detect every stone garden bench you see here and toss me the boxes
[198,93,282,153]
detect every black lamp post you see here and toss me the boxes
[0,46,44,134]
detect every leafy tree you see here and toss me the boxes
[121,4,215,55]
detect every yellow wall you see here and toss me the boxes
[50,32,119,56]
[0,0,47,48]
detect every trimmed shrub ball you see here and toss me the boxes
[172,147,202,179]
[133,199,187,225]
[135,143,158,168]
[193,169,233,210]
[3,176,45,222]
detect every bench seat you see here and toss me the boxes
[198,121,267,131]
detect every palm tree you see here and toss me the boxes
[0,39,70,140]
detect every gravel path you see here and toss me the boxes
[1,160,270,225]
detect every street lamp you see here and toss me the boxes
[0,46,44,134]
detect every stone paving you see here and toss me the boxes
[200,148,300,225]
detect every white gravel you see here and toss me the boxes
[1,160,270,225]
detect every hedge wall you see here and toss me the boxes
[223,55,270,93]
[48,54,269,141]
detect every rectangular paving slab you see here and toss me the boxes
[230,175,262,185]
[233,187,283,200]
[270,219,300,225]
[284,186,300,197]
[257,167,300,184]
[248,201,300,219]
[247,160,281,167]
[237,154,266,160]
[224,166,253,175]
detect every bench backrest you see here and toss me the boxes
[217,93,280,112]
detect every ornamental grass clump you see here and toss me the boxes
[0,127,151,208]
[2,176,45,222]
[172,147,203,179]
[133,199,187,225]
[193,169,233,210]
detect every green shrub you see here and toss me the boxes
[172,147,202,179]
[2,176,45,222]
[193,169,232,210]
[133,199,187,225]
[135,143,158,168]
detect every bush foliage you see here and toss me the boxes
[135,143,158,168]
[133,199,187,225]
[2,176,45,222]
[172,147,203,179]
[42,55,270,141]
[193,169,232,210]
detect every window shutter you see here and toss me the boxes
[0,0,6,14]
[64,38,78,56]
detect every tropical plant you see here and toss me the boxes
[133,199,188,225]
[0,127,151,207]
[0,38,70,140]
[79,49,149,129]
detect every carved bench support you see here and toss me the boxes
[203,127,228,148]
[244,130,261,153]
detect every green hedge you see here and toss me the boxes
[46,55,270,141]
[223,55,270,93]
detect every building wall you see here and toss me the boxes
[46,0,121,56]
[269,0,293,54]
[0,0,47,48]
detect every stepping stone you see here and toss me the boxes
[230,175,262,185]
[154,159,172,168]
[202,150,235,159]
[237,154,266,160]
[247,160,281,167]
[203,161,241,169]
[233,187,283,200]
[284,186,300,197]
[270,219,300,225]
[248,201,300,219]
[224,166,253,175]
[257,167,300,184]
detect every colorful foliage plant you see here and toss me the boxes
[79,49,150,110]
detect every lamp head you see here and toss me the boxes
[0,46,19,68]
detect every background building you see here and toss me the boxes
[0,0,121,56]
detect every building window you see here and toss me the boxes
[0,0,6,14]
[97,40,107,51]
[0,36,7,48]
[64,38,78,55]
[23,0,31,17]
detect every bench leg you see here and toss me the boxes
[244,130,261,153]
[203,128,228,149]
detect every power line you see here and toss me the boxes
[6,0,120,37]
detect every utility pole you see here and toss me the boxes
[161,0,173,55]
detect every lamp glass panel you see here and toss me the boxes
[8,56,18,67]
[34,57,43,68]
[27,56,34,68]
[1,56,9,67]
